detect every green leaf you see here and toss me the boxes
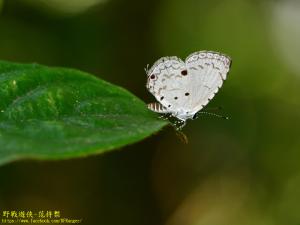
[0,60,167,166]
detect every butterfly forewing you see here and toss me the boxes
[185,51,231,115]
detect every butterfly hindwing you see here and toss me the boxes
[146,57,187,116]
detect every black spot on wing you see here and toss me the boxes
[181,70,188,76]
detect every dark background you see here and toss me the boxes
[1,0,300,224]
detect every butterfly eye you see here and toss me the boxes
[150,74,156,79]
[181,70,188,76]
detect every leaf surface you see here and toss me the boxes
[0,61,167,165]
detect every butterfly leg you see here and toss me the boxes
[175,130,189,144]
[158,114,171,120]
[173,119,186,131]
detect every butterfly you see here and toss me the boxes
[146,50,231,128]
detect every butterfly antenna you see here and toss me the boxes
[144,64,149,74]
[198,111,229,120]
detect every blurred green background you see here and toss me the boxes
[1,0,300,224]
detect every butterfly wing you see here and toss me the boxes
[184,51,231,116]
[146,56,188,116]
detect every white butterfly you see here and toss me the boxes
[146,50,231,125]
